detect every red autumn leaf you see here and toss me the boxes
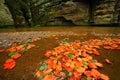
[116,46,120,50]
[101,74,109,80]
[43,69,52,75]
[88,61,97,69]
[45,50,52,57]
[95,62,103,68]
[93,49,100,56]
[74,60,83,67]
[91,69,101,79]
[43,75,55,80]
[35,71,41,77]
[3,59,16,70]
[69,76,76,80]
[62,63,73,72]
[104,46,111,49]
[73,71,82,79]
[11,53,21,59]
[46,59,55,68]
[6,45,23,52]
[5,58,14,63]
[62,56,69,62]
[45,52,51,57]
[110,44,118,48]
[84,71,91,77]
[0,49,5,53]
[6,47,17,52]
[26,44,35,50]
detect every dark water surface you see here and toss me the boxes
[0,27,120,80]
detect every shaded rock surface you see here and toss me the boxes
[93,0,120,24]
[30,0,88,25]
[47,1,89,25]
[1,0,120,26]
[0,0,13,25]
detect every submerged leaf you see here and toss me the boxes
[83,61,88,66]
[8,52,18,57]
[40,66,45,71]
[39,63,48,71]
[68,53,73,59]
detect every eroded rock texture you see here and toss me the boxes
[0,0,13,25]
[0,0,120,26]
[94,0,116,24]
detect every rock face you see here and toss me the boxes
[30,0,89,26]
[1,0,120,26]
[28,0,120,25]
[94,0,116,24]
[47,1,89,25]
[0,0,13,25]
[113,0,120,24]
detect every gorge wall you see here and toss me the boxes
[0,0,120,26]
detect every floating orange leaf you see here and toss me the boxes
[77,67,85,73]
[69,76,76,80]
[91,69,101,79]
[45,50,52,57]
[43,69,52,75]
[46,59,55,68]
[101,74,109,80]
[35,71,41,77]
[104,46,111,49]
[93,49,100,56]
[6,45,23,52]
[3,58,16,70]
[84,71,91,77]
[116,46,120,50]
[26,44,35,50]
[95,62,103,68]
[11,53,21,59]
[73,71,82,79]
[105,59,112,64]
[88,61,97,69]
[43,75,55,80]
[0,49,5,53]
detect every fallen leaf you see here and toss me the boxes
[88,61,97,69]
[11,53,21,59]
[3,58,16,70]
[95,62,103,68]
[26,44,35,50]
[91,69,101,79]
[43,69,52,75]
[0,49,5,53]
[105,59,112,64]
[8,52,18,57]
[84,71,91,77]
[93,49,100,56]
[101,74,109,80]
[43,75,55,80]
[35,71,41,77]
